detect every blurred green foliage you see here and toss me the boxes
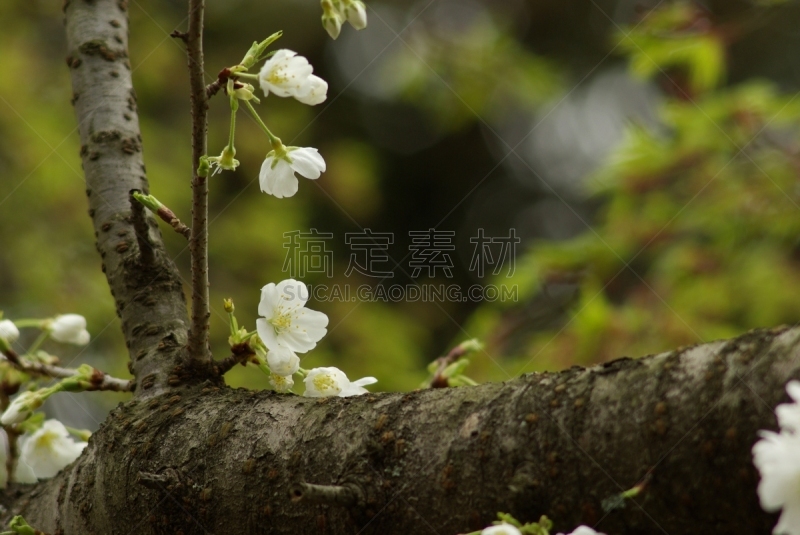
[468,0,800,377]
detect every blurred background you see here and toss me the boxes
[1,0,800,427]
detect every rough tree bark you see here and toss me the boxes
[1,1,795,534]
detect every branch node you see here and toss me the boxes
[129,189,155,265]
[289,482,365,507]
[137,468,182,491]
[170,30,188,42]
[216,343,254,376]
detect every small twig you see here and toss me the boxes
[429,344,471,389]
[132,191,191,240]
[187,0,211,363]
[289,482,364,507]
[0,348,133,392]
[170,29,188,42]
[129,190,155,264]
[215,343,254,376]
[155,205,191,240]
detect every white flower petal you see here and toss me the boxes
[277,330,318,353]
[49,314,90,345]
[352,376,378,387]
[295,75,328,105]
[0,320,19,343]
[258,283,279,318]
[288,147,326,179]
[256,318,280,352]
[481,524,522,535]
[266,347,300,376]
[19,420,87,479]
[275,279,310,309]
[304,367,347,397]
[259,49,316,99]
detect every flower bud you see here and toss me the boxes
[0,320,20,344]
[343,0,367,30]
[48,314,90,345]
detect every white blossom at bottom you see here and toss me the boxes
[303,367,377,398]
[753,429,800,534]
[557,527,605,535]
[18,420,88,479]
[481,524,521,535]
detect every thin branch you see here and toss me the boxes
[137,468,183,491]
[158,206,192,240]
[187,0,211,363]
[0,349,133,392]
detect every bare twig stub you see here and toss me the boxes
[129,190,155,264]
[289,482,364,507]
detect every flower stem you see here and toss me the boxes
[243,100,280,145]
[233,72,259,80]
[26,331,50,356]
[11,319,44,329]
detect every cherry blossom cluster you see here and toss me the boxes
[320,0,368,40]
[197,33,333,200]
[753,380,800,535]
[223,279,376,397]
[0,314,104,486]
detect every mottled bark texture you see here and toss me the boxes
[6,1,794,534]
[64,0,213,395]
[2,326,798,534]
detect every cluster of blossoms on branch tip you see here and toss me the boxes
[225,279,375,396]
[753,380,800,535]
[198,34,330,200]
[321,0,367,40]
[0,314,98,485]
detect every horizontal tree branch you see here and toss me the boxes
[0,349,132,392]
[6,325,798,534]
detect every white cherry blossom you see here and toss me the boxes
[267,346,301,377]
[258,49,328,105]
[1,391,44,425]
[343,0,367,30]
[557,527,605,535]
[753,380,800,535]
[481,524,521,535]
[340,376,378,397]
[18,419,87,479]
[0,320,19,344]
[753,430,800,534]
[776,380,800,433]
[303,366,377,398]
[295,75,328,106]
[270,372,294,393]
[256,279,328,353]
[259,146,326,199]
[48,314,90,345]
